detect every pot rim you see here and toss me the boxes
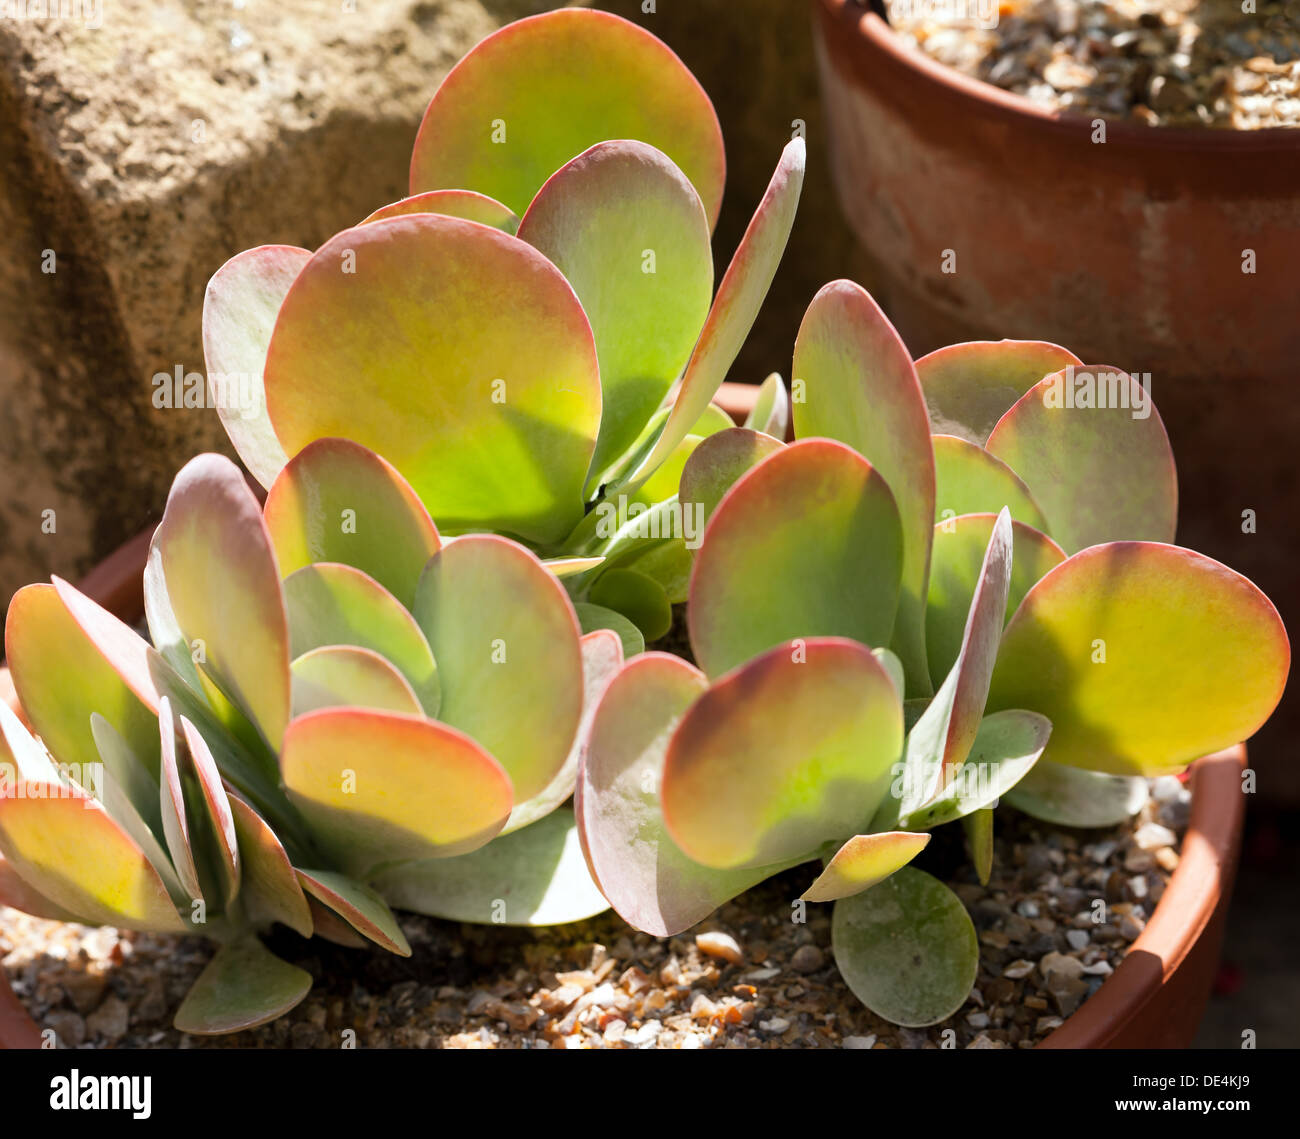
[0,409,1246,1048]
[817,0,1300,152]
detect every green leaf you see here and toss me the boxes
[662,639,903,870]
[574,602,645,660]
[931,433,1050,532]
[360,188,519,232]
[793,280,937,696]
[409,8,725,226]
[588,568,672,642]
[801,831,930,903]
[678,426,784,528]
[1003,761,1150,828]
[988,542,1290,775]
[290,646,423,718]
[295,868,411,955]
[963,808,994,885]
[743,372,789,439]
[227,794,313,938]
[516,140,714,490]
[832,867,978,1027]
[263,214,601,546]
[688,438,903,679]
[174,937,312,1035]
[373,807,609,926]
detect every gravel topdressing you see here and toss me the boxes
[887,0,1300,128]
[2,776,1191,1049]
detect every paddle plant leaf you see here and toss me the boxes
[793,279,936,696]
[662,638,904,870]
[744,372,790,439]
[409,8,726,226]
[963,808,994,886]
[174,937,312,1036]
[931,433,1050,533]
[678,426,784,528]
[988,542,1290,775]
[262,214,601,546]
[575,602,645,661]
[263,437,441,610]
[588,568,672,642]
[801,831,930,903]
[1003,761,1150,828]
[295,868,411,956]
[516,139,714,488]
[360,189,519,232]
[984,366,1177,554]
[413,535,583,803]
[832,867,978,1027]
[227,794,313,938]
[290,646,423,718]
[688,438,903,680]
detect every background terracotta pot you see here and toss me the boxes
[0,402,1246,1048]
[810,0,1298,798]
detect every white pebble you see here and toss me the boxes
[760,1017,790,1033]
[842,1035,877,1049]
[695,931,744,965]
[1134,822,1177,851]
[1066,930,1090,950]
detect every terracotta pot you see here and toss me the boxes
[0,412,1246,1048]
[809,0,1299,788]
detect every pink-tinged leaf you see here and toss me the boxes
[0,853,84,922]
[227,794,313,938]
[801,831,930,903]
[0,696,61,786]
[985,367,1177,554]
[744,373,790,439]
[516,140,714,488]
[927,513,1066,689]
[295,868,411,955]
[281,708,512,875]
[576,653,791,936]
[263,214,601,546]
[0,787,184,933]
[988,542,1290,775]
[917,339,1083,445]
[6,582,161,777]
[1003,761,1149,828]
[360,189,519,232]
[263,437,441,610]
[291,645,423,718]
[373,806,610,926]
[409,8,725,227]
[931,434,1050,533]
[202,245,312,487]
[283,562,439,715]
[158,698,203,904]
[173,937,312,1035]
[889,511,1015,815]
[662,639,904,870]
[792,280,936,697]
[688,439,903,679]
[678,427,784,527]
[617,139,805,494]
[504,629,624,834]
[413,536,583,803]
[179,716,240,905]
[152,453,291,753]
[306,896,368,948]
[543,556,605,579]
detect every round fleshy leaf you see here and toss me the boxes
[617,139,805,494]
[0,788,184,933]
[158,698,203,904]
[576,653,791,936]
[917,340,1082,445]
[227,794,313,938]
[678,427,784,528]
[283,563,439,715]
[801,831,930,903]
[793,280,936,696]
[295,868,411,956]
[927,513,1067,689]
[202,245,312,487]
[263,214,601,546]
[689,439,903,679]
[374,807,609,926]
[179,716,240,906]
[662,639,904,870]
[931,434,1050,532]
[174,938,312,1036]
[832,867,978,1027]
[0,690,63,787]
[1004,761,1150,828]
[6,582,161,777]
[413,536,583,803]
[517,140,714,488]
[963,808,994,886]
[152,453,291,753]
[0,854,84,922]
[985,367,1177,554]
[588,568,671,642]
[264,437,441,610]
[988,542,1290,775]
[281,708,513,875]
[360,189,519,232]
[290,646,423,718]
[744,373,790,439]
[409,8,725,226]
[543,556,606,579]
[575,602,645,661]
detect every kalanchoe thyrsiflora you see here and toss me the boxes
[576,279,1290,1028]
[200,7,805,645]
[0,449,623,1033]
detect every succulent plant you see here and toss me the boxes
[576,279,1290,1027]
[202,7,805,645]
[0,449,624,1033]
